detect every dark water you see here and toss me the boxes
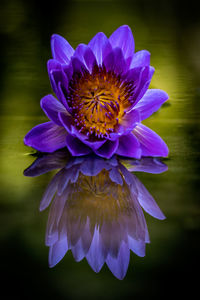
[0,0,200,299]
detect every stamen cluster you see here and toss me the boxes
[68,66,135,138]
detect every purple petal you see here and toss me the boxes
[106,242,130,280]
[88,32,112,65]
[63,63,73,82]
[50,68,68,89]
[71,129,106,151]
[118,109,140,133]
[59,112,106,150]
[103,50,114,71]
[118,163,134,186]
[48,237,68,268]
[133,66,154,106]
[81,219,94,254]
[113,48,128,74]
[132,174,166,220]
[109,168,123,185]
[57,168,79,196]
[73,44,97,73]
[23,150,69,177]
[71,56,88,74]
[66,135,92,156]
[130,50,151,69]
[109,25,135,59]
[58,112,74,133]
[105,222,122,259]
[73,43,88,61]
[40,94,67,126]
[126,196,148,241]
[94,139,119,159]
[47,59,61,73]
[67,217,85,248]
[134,89,169,121]
[48,70,59,95]
[86,227,105,273]
[128,236,146,257]
[47,59,62,93]
[39,171,61,211]
[103,47,127,75]
[133,123,169,157]
[84,47,97,73]
[121,67,144,108]
[24,122,68,153]
[45,187,68,246]
[80,157,106,176]
[125,157,168,174]
[123,66,142,82]
[48,68,69,109]
[71,239,85,262]
[51,34,74,64]
[116,133,141,158]
[56,82,71,112]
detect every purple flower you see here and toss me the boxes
[24,25,169,159]
[24,152,167,280]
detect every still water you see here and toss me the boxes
[0,0,199,299]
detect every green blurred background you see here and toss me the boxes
[0,0,200,298]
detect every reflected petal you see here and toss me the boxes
[106,242,130,280]
[24,152,167,280]
[132,174,166,220]
[49,237,68,268]
[71,239,85,262]
[86,227,105,273]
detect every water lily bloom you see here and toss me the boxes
[24,25,169,159]
[24,152,167,279]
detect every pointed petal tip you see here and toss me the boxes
[94,139,119,159]
[51,33,59,40]
[51,33,74,64]
[24,122,68,153]
[50,33,57,43]
[48,254,59,268]
[164,91,169,101]
[49,261,56,268]
[122,24,132,31]
[160,143,169,157]
[156,89,169,102]
[115,24,132,32]
[95,31,108,38]
[24,133,34,148]
[109,25,135,58]
[115,273,127,280]
[23,135,28,146]
[156,209,166,220]
[51,33,67,46]
[39,204,45,212]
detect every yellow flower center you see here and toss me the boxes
[68,66,135,138]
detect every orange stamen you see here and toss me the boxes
[68,66,135,138]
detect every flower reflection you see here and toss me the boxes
[24,152,167,280]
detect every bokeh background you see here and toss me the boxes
[0,0,200,299]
